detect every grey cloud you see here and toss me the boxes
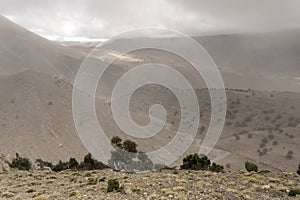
[0,0,299,40]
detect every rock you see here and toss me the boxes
[2,192,15,198]
[223,192,240,200]
[262,185,271,189]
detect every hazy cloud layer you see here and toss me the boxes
[1,0,300,40]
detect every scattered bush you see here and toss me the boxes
[268,134,275,140]
[51,154,108,172]
[297,164,300,175]
[9,153,31,171]
[69,158,79,169]
[244,116,253,123]
[52,161,69,172]
[78,153,108,171]
[36,159,53,169]
[259,143,266,148]
[123,140,138,153]
[180,154,224,172]
[107,179,123,193]
[286,150,294,160]
[245,161,258,172]
[209,163,224,173]
[289,188,300,197]
[262,137,268,144]
[180,154,211,170]
[108,137,154,171]
[111,136,123,148]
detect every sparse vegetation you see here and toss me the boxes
[286,150,294,160]
[288,188,300,197]
[209,163,224,173]
[36,159,53,169]
[51,154,108,172]
[245,161,258,172]
[180,154,224,173]
[107,179,123,193]
[111,136,122,148]
[180,154,211,170]
[9,153,31,171]
[108,137,154,171]
[123,140,138,153]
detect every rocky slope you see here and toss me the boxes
[0,169,299,200]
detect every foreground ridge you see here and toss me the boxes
[0,169,299,199]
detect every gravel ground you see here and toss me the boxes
[0,169,299,200]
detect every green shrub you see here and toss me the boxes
[107,179,123,193]
[111,136,123,148]
[78,153,108,170]
[289,188,300,196]
[111,136,138,153]
[36,159,53,169]
[209,163,224,173]
[108,137,154,171]
[10,153,31,171]
[52,160,68,172]
[245,161,258,172]
[123,140,138,153]
[69,158,79,169]
[52,154,108,172]
[180,154,211,170]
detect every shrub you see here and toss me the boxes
[297,164,300,175]
[209,163,224,173]
[83,153,95,166]
[10,153,31,171]
[78,153,108,170]
[244,116,253,123]
[122,140,138,153]
[69,158,79,169]
[52,161,68,172]
[36,159,53,169]
[286,150,294,160]
[268,134,275,140]
[107,179,123,193]
[289,188,300,196]
[180,154,211,170]
[111,136,123,148]
[261,137,268,144]
[52,154,107,172]
[245,161,258,172]
[108,137,154,171]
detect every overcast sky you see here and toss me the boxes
[1,0,300,41]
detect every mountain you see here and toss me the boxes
[196,32,300,92]
[0,16,83,81]
[0,16,87,162]
[0,15,299,171]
